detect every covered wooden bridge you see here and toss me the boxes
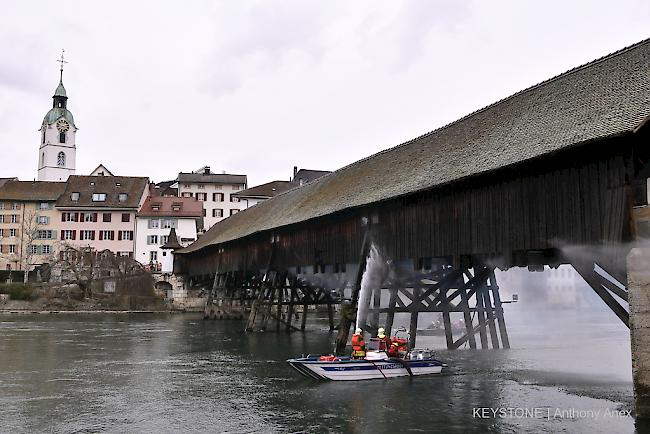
[175,38,650,411]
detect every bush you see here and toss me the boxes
[0,283,36,300]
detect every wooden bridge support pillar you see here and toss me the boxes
[628,247,650,419]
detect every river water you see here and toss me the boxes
[0,311,640,434]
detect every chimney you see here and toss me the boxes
[204,166,210,175]
[293,166,298,180]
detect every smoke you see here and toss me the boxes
[355,244,389,330]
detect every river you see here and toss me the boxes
[0,312,640,433]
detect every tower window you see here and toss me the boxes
[59,132,66,143]
[57,152,66,167]
[41,129,45,144]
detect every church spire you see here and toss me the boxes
[53,50,68,107]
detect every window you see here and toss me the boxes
[149,251,158,261]
[10,214,18,223]
[198,184,205,189]
[160,235,169,245]
[121,213,130,222]
[39,202,49,210]
[147,235,158,245]
[119,231,133,241]
[196,193,207,201]
[57,151,66,166]
[0,203,3,210]
[0,229,3,236]
[161,219,177,229]
[171,203,182,211]
[181,192,193,198]
[42,245,51,255]
[230,209,239,216]
[9,245,16,254]
[118,193,128,202]
[38,216,50,225]
[30,245,40,254]
[99,230,114,240]
[202,209,206,217]
[212,209,223,217]
[11,203,19,210]
[151,203,161,211]
[59,132,66,143]
[0,216,3,223]
[37,230,53,239]
[62,230,75,240]
[183,184,190,188]
[213,193,224,202]
[148,219,160,229]
[103,213,112,222]
[92,193,107,202]
[70,192,80,201]
[9,228,17,237]
[232,184,240,190]
[80,230,95,240]
[62,212,77,222]
[83,212,95,222]
[118,251,130,257]
[230,195,239,202]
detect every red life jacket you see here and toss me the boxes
[351,334,365,354]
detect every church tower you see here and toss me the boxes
[37,51,77,182]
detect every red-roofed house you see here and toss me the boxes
[135,196,202,272]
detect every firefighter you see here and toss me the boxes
[351,328,366,359]
[377,327,391,352]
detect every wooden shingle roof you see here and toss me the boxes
[179,38,650,254]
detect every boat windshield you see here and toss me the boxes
[367,338,380,351]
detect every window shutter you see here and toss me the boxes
[60,230,64,239]
[72,230,76,240]
[128,252,133,258]
[74,212,79,222]
[93,213,97,222]
[118,231,122,241]
[91,231,95,240]
[99,231,103,241]
[61,213,65,222]
[15,215,20,223]
[110,231,115,240]
[129,231,134,240]
[59,251,64,260]
[52,231,57,240]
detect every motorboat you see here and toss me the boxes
[287,348,446,381]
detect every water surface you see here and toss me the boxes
[0,313,637,433]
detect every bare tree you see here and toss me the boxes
[20,209,44,283]
[55,244,97,298]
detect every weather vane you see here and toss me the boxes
[56,49,68,82]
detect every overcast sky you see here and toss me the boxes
[1,1,649,186]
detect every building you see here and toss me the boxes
[0,181,66,271]
[89,164,114,177]
[234,180,298,208]
[135,195,202,272]
[292,167,330,186]
[177,167,247,230]
[234,167,331,208]
[55,176,149,257]
[37,59,77,182]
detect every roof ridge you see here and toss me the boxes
[328,37,650,175]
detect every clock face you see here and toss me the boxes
[56,119,70,133]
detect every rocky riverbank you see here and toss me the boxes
[0,282,170,313]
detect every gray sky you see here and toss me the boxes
[1,1,649,187]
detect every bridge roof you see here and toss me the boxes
[180,38,650,254]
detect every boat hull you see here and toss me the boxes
[287,356,444,381]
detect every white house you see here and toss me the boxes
[135,195,202,272]
[177,166,247,230]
